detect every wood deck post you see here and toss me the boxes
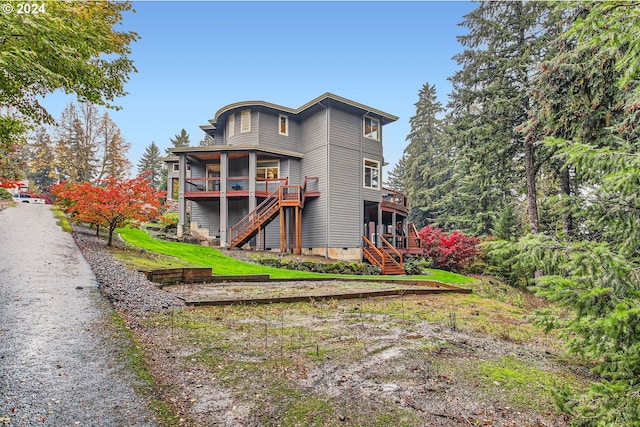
[295,206,302,255]
[279,206,286,253]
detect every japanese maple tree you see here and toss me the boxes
[52,176,165,246]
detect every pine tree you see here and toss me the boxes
[54,102,100,183]
[402,82,453,228]
[199,134,215,147]
[167,128,190,154]
[448,2,561,235]
[137,141,164,189]
[487,3,640,423]
[27,127,57,192]
[384,154,407,192]
[96,113,131,180]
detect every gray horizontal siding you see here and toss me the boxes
[300,145,327,248]
[191,200,220,236]
[257,109,300,153]
[328,145,362,247]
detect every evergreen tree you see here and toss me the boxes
[27,127,57,192]
[96,113,131,180]
[53,102,100,183]
[137,141,164,189]
[199,134,215,147]
[167,128,190,154]
[403,82,454,228]
[384,154,407,193]
[488,3,640,424]
[448,1,561,235]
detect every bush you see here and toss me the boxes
[0,188,13,200]
[417,225,480,273]
[254,256,381,275]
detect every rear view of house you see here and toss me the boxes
[167,93,421,274]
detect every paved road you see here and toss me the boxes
[0,204,157,426]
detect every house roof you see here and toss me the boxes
[203,92,399,131]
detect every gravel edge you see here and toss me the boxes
[71,225,186,317]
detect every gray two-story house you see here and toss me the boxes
[168,93,421,274]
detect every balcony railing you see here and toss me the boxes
[381,188,407,207]
[184,177,289,194]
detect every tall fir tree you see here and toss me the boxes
[27,127,57,192]
[199,134,215,147]
[448,1,562,235]
[167,128,190,154]
[402,82,453,228]
[137,141,164,189]
[96,113,131,181]
[488,3,640,424]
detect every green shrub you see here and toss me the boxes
[254,256,380,275]
[0,188,13,200]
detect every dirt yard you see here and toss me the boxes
[126,279,590,427]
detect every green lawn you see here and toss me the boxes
[116,227,473,283]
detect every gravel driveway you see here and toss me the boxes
[0,204,158,426]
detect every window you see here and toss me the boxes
[363,159,380,189]
[257,160,279,179]
[240,109,251,133]
[172,163,179,172]
[227,113,235,138]
[363,117,380,140]
[278,114,288,136]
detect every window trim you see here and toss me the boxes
[257,159,280,179]
[363,116,380,141]
[240,109,251,133]
[363,158,380,190]
[227,113,235,138]
[172,163,179,172]
[278,114,288,136]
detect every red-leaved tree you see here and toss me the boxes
[52,176,166,246]
[417,225,480,272]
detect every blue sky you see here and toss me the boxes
[43,1,475,179]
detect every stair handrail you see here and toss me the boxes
[229,189,280,245]
[362,234,386,271]
[408,222,423,248]
[380,235,403,266]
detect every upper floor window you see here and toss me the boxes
[228,113,235,138]
[363,117,380,141]
[279,114,288,136]
[363,159,380,189]
[241,109,251,133]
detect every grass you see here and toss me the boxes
[116,227,473,283]
[111,312,180,427]
[52,207,72,232]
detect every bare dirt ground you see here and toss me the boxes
[130,282,589,426]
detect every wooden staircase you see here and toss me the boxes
[406,222,423,254]
[228,177,318,249]
[229,189,282,248]
[362,235,405,275]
